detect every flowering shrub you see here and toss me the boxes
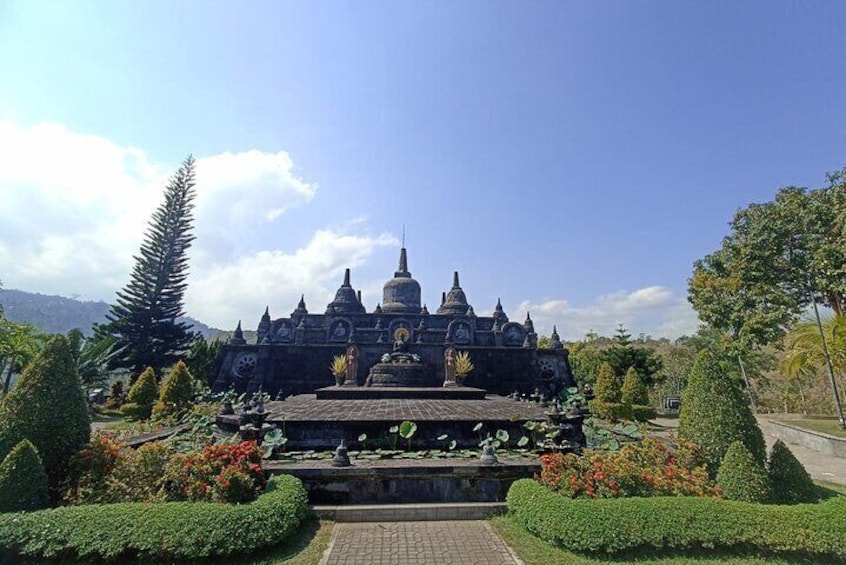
[539,437,718,498]
[107,441,174,502]
[164,441,265,503]
[63,434,124,505]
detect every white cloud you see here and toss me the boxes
[513,285,700,341]
[187,230,398,328]
[0,120,377,326]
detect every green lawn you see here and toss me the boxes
[230,520,333,565]
[775,417,846,438]
[490,515,842,565]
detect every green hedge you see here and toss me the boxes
[0,474,307,561]
[507,479,846,557]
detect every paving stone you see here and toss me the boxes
[322,521,521,565]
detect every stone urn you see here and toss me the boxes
[333,372,346,386]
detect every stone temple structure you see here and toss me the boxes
[212,248,575,398]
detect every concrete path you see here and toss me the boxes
[652,416,846,486]
[320,521,522,565]
[756,415,845,485]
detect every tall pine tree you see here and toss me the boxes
[100,156,197,375]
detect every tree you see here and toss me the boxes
[66,329,123,389]
[678,350,766,477]
[0,319,46,395]
[0,335,90,494]
[780,314,846,413]
[600,325,663,386]
[98,156,197,375]
[185,337,223,387]
[689,172,846,425]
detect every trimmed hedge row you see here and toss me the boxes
[507,479,846,557]
[0,474,307,561]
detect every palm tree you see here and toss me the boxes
[781,314,846,417]
[0,319,46,395]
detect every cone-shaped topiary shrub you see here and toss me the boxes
[594,362,621,403]
[678,349,766,477]
[152,361,194,419]
[0,335,90,494]
[716,441,770,503]
[0,439,50,512]
[121,367,158,420]
[590,362,627,420]
[768,439,817,504]
[621,367,649,406]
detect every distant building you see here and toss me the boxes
[212,248,575,397]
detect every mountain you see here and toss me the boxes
[0,288,221,338]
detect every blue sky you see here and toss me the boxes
[1,1,845,339]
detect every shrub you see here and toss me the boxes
[621,367,649,406]
[164,441,266,503]
[0,439,49,512]
[507,478,846,557]
[152,361,194,419]
[588,399,628,421]
[593,362,621,403]
[0,474,307,561]
[716,441,769,503]
[539,437,717,499]
[678,349,765,477]
[121,367,158,420]
[627,404,657,422]
[108,440,174,502]
[0,335,90,494]
[768,439,817,504]
[62,434,123,505]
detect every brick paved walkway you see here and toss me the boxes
[321,521,522,565]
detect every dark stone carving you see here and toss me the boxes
[501,322,526,347]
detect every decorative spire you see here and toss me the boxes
[493,298,508,324]
[291,294,308,318]
[257,306,272,342]
[550,325,563,349]
[437,270,472,316]
[326,268,366,314]
[467,305,475,318]
[229,320,246,345]
[395,248,410,277]
[357,290,362,304]
[374,303,382,314]
[441,292,446,305]
[524,311,535,331]
[420,304,429,316]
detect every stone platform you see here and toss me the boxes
[315,386,487,400]
[217,395,549,450]
[266,456,540,504]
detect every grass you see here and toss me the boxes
[774,417,846,438]
[230,520,333,565]
[490,515,843,565]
